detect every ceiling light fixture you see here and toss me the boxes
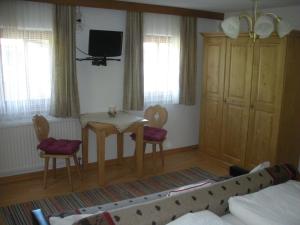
[221,0,292,41]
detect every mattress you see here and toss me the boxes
[166,211,223,225]
[166,212,247,225]
[221,214,246,225]
[228,180,300,225]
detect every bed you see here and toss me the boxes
[167,180,300,225]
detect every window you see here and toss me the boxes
[143,13,180,106]
[0,29,53,119]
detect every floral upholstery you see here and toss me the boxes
[37,137,81,155]
[73,164,298,225]
[108,170,272,225]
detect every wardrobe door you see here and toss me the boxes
[221,37,253,166]
[200,37,226,157]
[245,37,286,169]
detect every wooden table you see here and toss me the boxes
[81,119,148,186]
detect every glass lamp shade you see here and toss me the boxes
[277,20,292,38]
[254,15,274,38]
[221,16,240,39]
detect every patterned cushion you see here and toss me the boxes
[78,180,215,215]
[131,126,167,142]
[37,137,81,155]
[79,189,171,215]
[167,180,214,196]
[265,164,298,185]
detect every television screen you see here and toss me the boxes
[88,30,123,57]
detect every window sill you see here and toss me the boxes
[0,116,79,129]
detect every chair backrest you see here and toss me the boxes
[32,115,49,142]
[144,105,168,128]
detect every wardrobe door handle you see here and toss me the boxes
[224,99,227,103]
[250,104,254,109]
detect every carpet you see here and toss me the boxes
[0,167,220,225]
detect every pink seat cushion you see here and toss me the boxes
[131,126,167,142]
[37,137,81,155]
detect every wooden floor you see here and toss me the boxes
[0,148,229,207]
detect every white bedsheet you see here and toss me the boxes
[229,180,300,225]
[166,210,223,225]
[166,211,248,225]
[221,214,246,225]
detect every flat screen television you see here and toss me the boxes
[88,30,123,57]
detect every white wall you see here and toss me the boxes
[76,7,220,163]
[224,5,300,31]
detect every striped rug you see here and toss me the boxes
[0,167,220,225]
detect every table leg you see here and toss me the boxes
[81,127,89,170]
[96,130,106,186]
[136,125,144,177]
[117,133,124,165]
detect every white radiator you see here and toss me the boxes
[0,118,81,177]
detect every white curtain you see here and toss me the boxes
[0,0,54,120]
[143,13,180,106]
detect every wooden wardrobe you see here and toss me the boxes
[200,32,300,169]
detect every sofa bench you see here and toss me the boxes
[73,164,297,225]
[33,164,298,225]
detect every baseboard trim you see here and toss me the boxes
[0,145,198,184]
[199,150,233,168]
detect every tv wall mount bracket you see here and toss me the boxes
[76,57,120,66]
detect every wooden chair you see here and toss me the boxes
[132,105,168,166]
[32,115,82,191]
